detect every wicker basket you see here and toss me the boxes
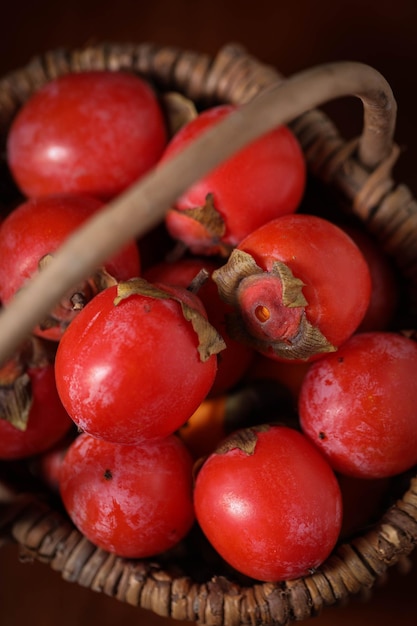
[1,42,417,626]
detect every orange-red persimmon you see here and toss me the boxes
[144,257,254,395]
[194,424,342,582]
[163,104,306,255]
[59,433,195,558]
[7,71,167,200]
[0,194,140,340]
[213,214,371,362]
[54,280,221,444]
[299,332,417,479]
[0,364,73,460]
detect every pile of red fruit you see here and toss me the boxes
[1,67,415,584]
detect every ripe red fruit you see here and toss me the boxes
[299,332,417,478]
[7,71,167,200]
[144,257,254,395]
[194,424,342,582]
[0,363,73,460]
[0,194,140,340]
[162,104,306,255]
[55,279,224,444]
[60,433,195,558]
[213,214,372,361]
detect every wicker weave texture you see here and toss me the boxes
[1,43,417,626]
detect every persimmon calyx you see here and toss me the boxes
[0,350,32,431]
[174,193,225,238]
[162,91,198,137]
[215,424,270,456]
[0,371,31,431]
[168,193,233,257]
[114,277,226,362]
[212,249,336,361]
[37,254,117,334]
[0,336,57,431]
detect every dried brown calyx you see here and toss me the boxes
[212,249,336,361]
[167,194,233,257]
[0,336,55,431]
[161,91,198,137]
[113,277,226,362]
[192,423,272,481]
[36,254,117,338]
[215,424,271,456]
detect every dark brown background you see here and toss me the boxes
[1,1,417,624]
[1,0,417,188]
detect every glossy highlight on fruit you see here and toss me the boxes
[299,331,417,478]
[60,432,195,558]
[163,104,306,255]
[194,424,342,582]
[54,279,223,444]
[7,70,167,200]
[213,214,372,361]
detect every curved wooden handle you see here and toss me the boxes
[0,59,397,365]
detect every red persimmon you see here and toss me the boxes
[194,424,342,582]
[162,104,306,255]
[0,364,73,460]
[54,279,223,444]
[59,432,195,558]
[7,71,167,200]
[0,194,140,340]
[299,332,417,479]
[144,257,254,395]
[213,214,371,362]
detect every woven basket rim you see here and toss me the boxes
[1,42,417,626]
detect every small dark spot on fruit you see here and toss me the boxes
[318,431,327,440]
[338,356,344,363]
[103,469,113,480]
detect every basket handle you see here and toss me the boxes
[0,60,397,366]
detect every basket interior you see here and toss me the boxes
[1,42,417,626]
